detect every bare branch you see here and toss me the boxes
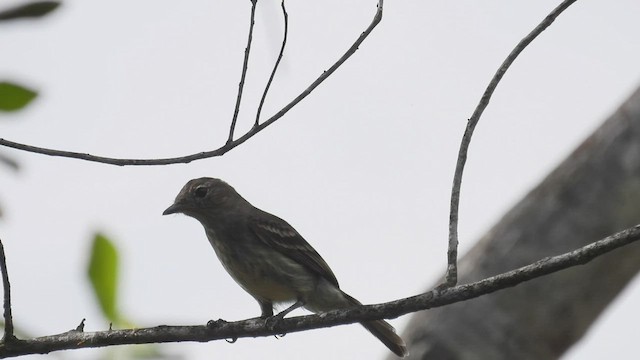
[444,0,579,287]
[0,0,384,166]
[255,0,288,127]
[0,239,15,343]
[227,0,258,144]
[1,223,638,358]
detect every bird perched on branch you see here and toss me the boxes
[163,177,408,357]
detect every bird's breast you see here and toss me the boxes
[204,228,316,302]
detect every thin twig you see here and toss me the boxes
[255,0,288,127]
[0,0,384,166]
[443,0,579,288]
[0,239,15,343]
[0,222,637,357]
[227,0,258,144]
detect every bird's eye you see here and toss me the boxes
[194,186,208,198]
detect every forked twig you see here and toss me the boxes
[0,0,384,166]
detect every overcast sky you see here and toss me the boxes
[1,0,640,359]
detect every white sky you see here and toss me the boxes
[1,0,640,359]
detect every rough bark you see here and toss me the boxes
[399,86,640,360]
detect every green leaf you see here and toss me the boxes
[0,82,37,112]
[0,2,60,21]
[88,233,121,324]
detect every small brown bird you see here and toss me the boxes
[163,177,408,357]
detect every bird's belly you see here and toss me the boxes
[209,234,314,302]
[231,269,298,302]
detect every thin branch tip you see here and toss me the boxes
[255,0,288,126]
[227,0,258,145]
[0,239,15,343]
[445,0,578,291]
[75,319,86,332]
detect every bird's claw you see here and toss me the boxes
[264,314,285,331]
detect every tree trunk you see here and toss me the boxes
[398,86,640,359]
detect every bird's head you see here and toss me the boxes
[163,177,243,221]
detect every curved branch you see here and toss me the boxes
[0,0,384,166]
[227,0,258,143]
[444,0,579,287]
[1,223,638,358]
[255,0,288,127]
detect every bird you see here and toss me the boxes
[163,177,408,357]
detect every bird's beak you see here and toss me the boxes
[162,202,183,215]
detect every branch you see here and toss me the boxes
[255,0,288,127]
[227,0,258,144]
[443,0,579,287]
[0,0,384,166]
[1,223,638,358]
[0,238,15,343]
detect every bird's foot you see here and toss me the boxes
[264,312,286,331]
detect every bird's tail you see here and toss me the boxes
[342,292,408,358]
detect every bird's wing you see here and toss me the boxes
[248,212,340,288]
